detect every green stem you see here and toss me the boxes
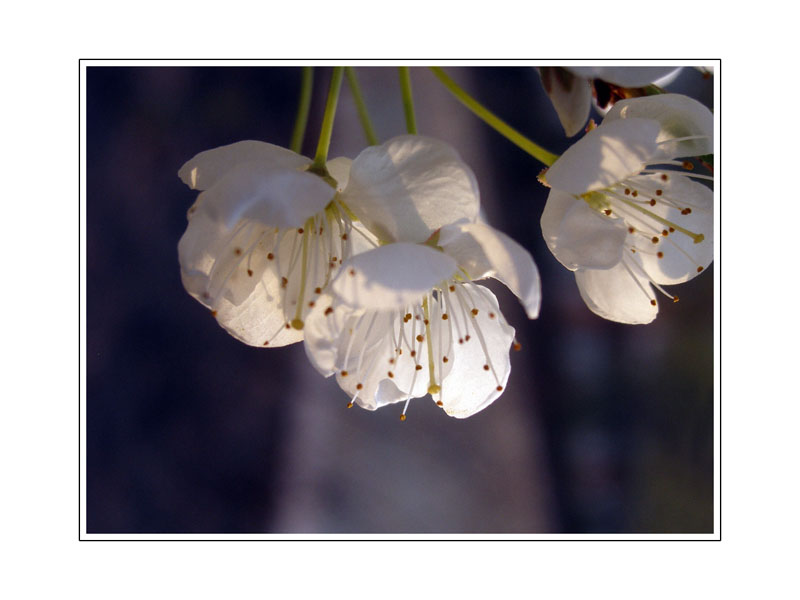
[290,67,314,154]
[429,66,559,167]
[345,67,379,145]
[398,67,417,135]
[312,67,345,170]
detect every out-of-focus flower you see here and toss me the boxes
[539,66,682,137]
[304,221,540,419]
[540,94,714,324]
[177,134,481,348]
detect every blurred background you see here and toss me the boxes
[85,65,714,534]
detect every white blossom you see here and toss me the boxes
[540,94,714,324]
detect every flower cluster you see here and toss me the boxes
[178,135,540,418]
[177,69,714,419]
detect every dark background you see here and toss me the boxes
[86,65,714,533]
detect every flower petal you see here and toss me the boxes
[438,284,514,418]
[574,260,658,325]
[568,67,681,88]
[624,174,714,284]
[327,156,352,192]
[199,163,336,230]
[540,190,628,271]
[342,135,480,243]
[539,67,592,137]
[604,94,713,159]
[332,243,457,310]
[438,222,542,318]
[178,141,310,191]
[545,118,660,194]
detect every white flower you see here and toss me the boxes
[540,66,682,137]
[303,222,541,419]
[177,135,481,348]
[540,94,714,324]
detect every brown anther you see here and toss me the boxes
[416,334,424,342]
[436,400,444,407]
[349,268,356,276]
[297,228,304,234]
[341,370,348,377]
[247,269,253,277]
[657,252,664,259]
[388,371,394,378]
[341,233,348,240]
[496,386,503,392]
[449,285,455,292]
[410,350,416,357]
[314,287,322,294]
[443,356,449,363]
[650,199,657,206]
[442,314,449,320]
[458,338,464,344]
[655,190,663,196]
[483,364,490,371]
[661,174,668,181]
[356,383,363,390]
[697,266,704,273]
[415,365,422,371]
[331,257,338,262]
[346,402,353,408]
[262,340,269,346]
[404,313,412,322]
[682,208,693,215]
[669,227,675,233]
[651,237,659,244]
[234,247,242,256]
[471,308,479,316]
[415,315,421,320]
[513,342,522,351]
[389,358,395,364]
[399,414,406,421]
[624,188,631,195]
[308,301,315,307]
[281,277,288,288]
[465,335,471,342]
[682,161,694,170]
[604,209,612,216]
[631,190,638,198]
[662,230,669,236]
[423,319,429,325]
[650,299,657,306]
[285,323,291,329]
[673,296,680,303]
[631,248,637,253]
[628,227,635,234]
[324,307,334,316]
[488,312,496,319]
[210,310,218,317]
[397,348,402,355]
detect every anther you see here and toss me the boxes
[308,301,315,308]
[661,174,669,181]
[442,356,449,363]
[341,370,348,377]
[496,386,503,392]
[604,209,612,216]
[442,314,449,320]
[356,383,363,390]
[423,319,429,325]
[513,342,522,351]
[662,230,669,236]
[267,252,274,260]
[247,269,253,277]
[657,252,664,259]
[349,268,356,276]
[388,371,394,378]
[399,414,406,421]
[341,233,348,240]
[682,208,693,215]
[314,287,322,294]
[436,400,444,407]
[210,310,218,317]
[650,199,656,206]
[324,307,334,316]
[389,358,395,364]
[458,338,464,344]
[449,285,455,292]
[416,334,424,342]
[669,227,675,232]
[697,266,704,273]
[415,365,422,371]
[234,247,242,255]
[346,402,353,408]
[262,340,269,346]
[410,350,416,357]
[291,319,304,330]
[628,227,635,234]
[624,188,631,195]
[465,335,471,342]
[285,323,291,329]
[297,228,304,234]
[489,312,496,319]
[483,364,490,371]
[656,190,663,196]
[651,237,659,244]
[471,308,479,316]
[631,190,638,198]
[281,277,288,288]
[673,296,680,303]
[650,299,657,306]
[683,161,694,170]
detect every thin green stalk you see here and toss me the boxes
[398,67,417,135]
[429,66,559,167]
[312,67,345,171]
[290,67,314,154]
[345,67,379,145]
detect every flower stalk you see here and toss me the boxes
[398,67,418,135]
[312,67,345,172]
[345,67,379,146]
[429,66,559,167]
[290,67,314,154]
